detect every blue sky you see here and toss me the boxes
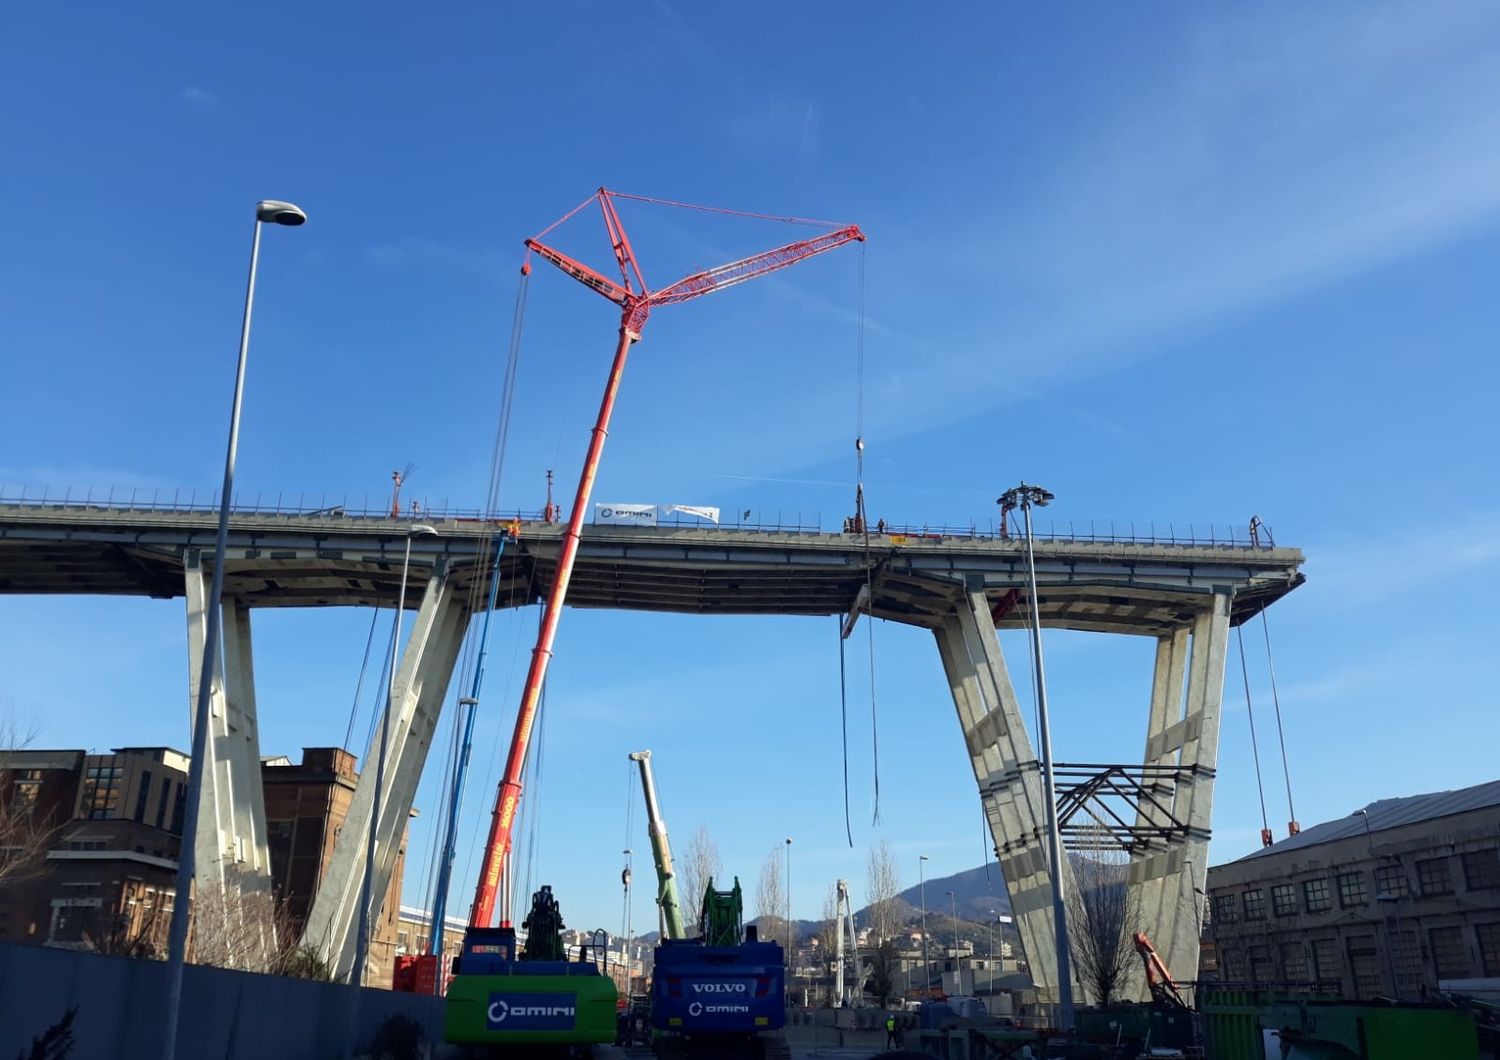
[3,2,1499,937]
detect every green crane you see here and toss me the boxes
[630,750,686,940]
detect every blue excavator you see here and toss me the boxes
[629,750,789,1060]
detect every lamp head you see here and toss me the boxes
[256,199,307,226]
[409,524,438,537]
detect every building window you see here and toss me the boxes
[82,765,124,819]
[1462,849,1500,891]
[1431,926,1470,980]
[1272,884,1298,917]
[1282,942,1310,982]
[155,779,171,829]
[9,769,43,814]
[1418,857,1454,897]
[1303,878,1332,913]
[1311,938,1341,987]
[1243,890,1266,922]
[1346,934,1383,997]
[1213,894,1238,924]
[1337,872,1367,908]
[171,785,186,836]
[1374,864,1408,899]
[1221,944,1247,981]
[134,771,153,824]
[1472,923,1500,977]
[1248,944,1272,982]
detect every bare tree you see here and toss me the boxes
[865,839,903,944]
[0,716,60,885]
[188,879,329,979]
[1067,847,1142,1006]
[679,826,723,934]
[815,885,841,1004]
[755,844,787,945]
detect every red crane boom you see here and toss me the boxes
[469,188,864,929]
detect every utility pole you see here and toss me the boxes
[919,855,930,994]
[999,481,1074,1030]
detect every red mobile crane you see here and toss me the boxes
[468,189,864,931]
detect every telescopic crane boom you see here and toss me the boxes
[467,189,864,930]
[629,750,686,940]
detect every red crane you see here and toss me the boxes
[469,188,864,929]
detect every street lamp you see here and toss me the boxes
[919,855,930,992]
[1356,809,1401,998]
[989,910,998,1003]
[785,837,793,1003]
[354,523,439,985]
[162,198,306,1060]
[998,482,1073,1030]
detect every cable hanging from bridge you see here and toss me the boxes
[341,605,383,753]
[849,242,883,827]
[1236,625,1274,848]
[1260,609,1299,836]
[836,616,854,847]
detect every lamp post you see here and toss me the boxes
[919,854,930,992]
[989,910,997,1003]
[162,199,306,1060]
[1356,809,1401,998]
[353,523,438,985]
[785,837,793,1003]
[998,482,1073,1030]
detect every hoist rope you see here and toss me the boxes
[1236,625,1271,840]
[608,190,850,230]
[852,242,882,827]
[1261,610,1297,825]
[836,617,853,847]
[342,606,383,752]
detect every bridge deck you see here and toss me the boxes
[0,504,1304,635]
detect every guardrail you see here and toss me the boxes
[0,486,1278,549]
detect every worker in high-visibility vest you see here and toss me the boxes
[885,1012,897,1048]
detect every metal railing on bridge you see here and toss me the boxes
[0,484,1277,549]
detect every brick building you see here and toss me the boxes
[1205,778,1500,998]
[261,747,406,986]
[1,744,406,986]
[0,747,187,953]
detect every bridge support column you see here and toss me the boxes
[303,563,467,983]
[183,554,273,963]
[935,583,1074,1004]
[1127,591,1231,991]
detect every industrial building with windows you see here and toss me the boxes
[1205,778,1500,998]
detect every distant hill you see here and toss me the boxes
[883,862,1012,926]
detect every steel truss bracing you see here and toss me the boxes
[1054,762,1212,854]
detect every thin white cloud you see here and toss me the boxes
[1305,512,1500,608]
[180,85,218,108]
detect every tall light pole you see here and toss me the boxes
[785,837,793,1003]
[989,910,997,1003]
[353,523,438,985]
[999,482,1073,1030]
[919,854,930,992]
[162,198,306,1060]
[1357,809,1401,998]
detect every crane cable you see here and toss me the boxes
[852,243,882,827]
[1261,610,1298,831]
[1235,625,1272,845]
[341,605,384,752]
[836,617,853,847]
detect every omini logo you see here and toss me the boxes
[486,993,576,1031]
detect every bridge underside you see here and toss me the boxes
[0,506,1304,992]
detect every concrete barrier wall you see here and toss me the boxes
[0,941,448,1060]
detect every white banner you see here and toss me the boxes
[594,503,658,526]
[659,504,720,524]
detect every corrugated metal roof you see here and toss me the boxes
[1234,777,1500,862]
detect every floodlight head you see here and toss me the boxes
[409,523,438,536]
[256,199,307,226]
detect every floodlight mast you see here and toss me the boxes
[469,189,864,929]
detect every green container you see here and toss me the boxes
[1262,1001,1478,1060]
[443,970,618,1047]
[1074,1004,1195,1048]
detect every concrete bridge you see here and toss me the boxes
[0,500,1305,999]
